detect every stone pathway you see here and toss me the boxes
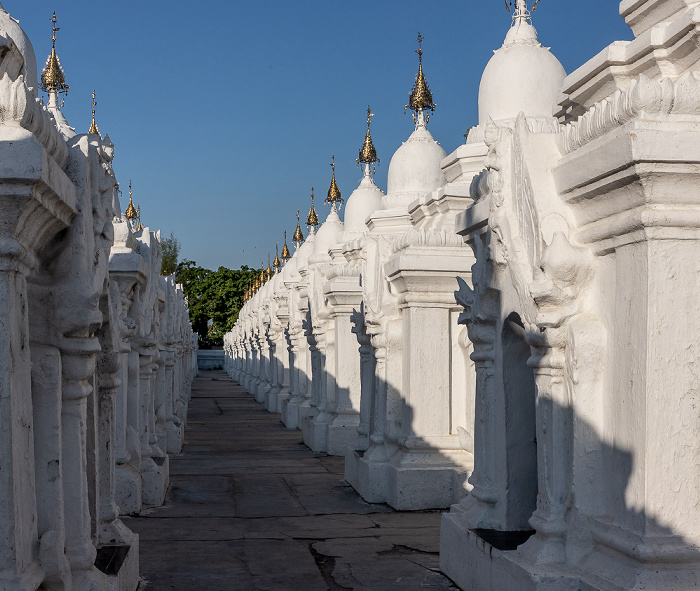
[126,370,458,591]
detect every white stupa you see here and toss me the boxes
[473,0,566,135]
[344,108,385,238]
[384,35,446,210]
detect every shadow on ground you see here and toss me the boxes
[125,370,458,591]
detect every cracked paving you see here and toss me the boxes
[125,370,458,591]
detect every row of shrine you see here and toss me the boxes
[226,1,700,590]
[0,5,197,590]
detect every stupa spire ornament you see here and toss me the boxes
[357,106,380,175]
[506,0,538,19]
[136,206,144,232]
[266,254,272,280]
[125,180,139,230]
[293,210,304,248]
[273,243,282,272]
[88,89,100,136]
[40,12,70,108]
[325,156,343,212]
[406,33,436,126]
[282,231,291,261]
[306,188,320,235]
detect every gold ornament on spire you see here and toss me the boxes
[273,243,282,272]
[306,188,320,229]
[88,89,100,136]
[40,12,69,97]
[357,106,379,170]
[293,210,304,246]
[505,0,538,14]
[136,206,144,232]
[406,33,436,119]
[125,180,138,220]
[282,230,291,261]
[266,254,272,279]
[325,155,343,210]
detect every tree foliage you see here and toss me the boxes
[161,231,181,276]
[175,260,258,348]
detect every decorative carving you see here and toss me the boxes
[560,72,700,154]
[391,227,464,253]
[0,73,69,167]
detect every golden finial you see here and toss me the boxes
[136,206,144,232]
[273,243,282,271]
[293,210,304,247]
[266,254,272,279]
[406,32,436,119]
[282,230,292,263]
[306,188,320,230]
[259,264,266,286]
[124,180,138,220]
[40,12,69,97]
[506,0,538,15]
[325,155,343,211]
[357,106,379,170]
[88,89,100,136]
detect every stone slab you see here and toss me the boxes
[128,371,457,590]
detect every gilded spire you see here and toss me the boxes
[406,33,436,119]
[293,210,304,247]
[259,264,265,286]
[282,230,291,261]
[266,254,272,279]
[125,180,138,220]
[506,0,538,18]
[357,106,379,170]
[306,188,320,232]
[40,12,69,98]
[88,89,100,136]
[273,243,282,271]
[136,206,144,232]
[325,155,343,211]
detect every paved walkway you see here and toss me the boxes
[126,370,458,591]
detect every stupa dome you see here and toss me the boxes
[296,233,315,270]
[311,209,343,261]
[386,125,446,205]
[478,18,565,125]
[344,174,384,235]
[282,251,298,281]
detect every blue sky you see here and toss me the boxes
[9,1,632,270]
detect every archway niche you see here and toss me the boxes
[502,312,537,531]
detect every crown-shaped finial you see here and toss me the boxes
[307,188,320,232]
[406,32,436,122]
[273,243,282,271]
[136,205,143,232]
[357,106,379,171]
[88,89,100,136]
[293,210,304,247]
[40,12,69,98]
[325,155,343,211]
[125,180,138,220]
[282,230,292,261]
[505,0,538,19]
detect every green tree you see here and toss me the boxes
[161,231,181,275]
[176,260,258,348]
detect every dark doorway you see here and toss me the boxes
[502,312,538,530]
